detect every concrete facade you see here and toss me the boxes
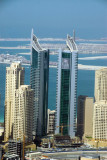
[93,101,107,140]
[95,68,107,102]
[84,97,93,138]
[93,68,107,140]
[14,85,34,142]
[77,96,93,139]
[4,63,24,141]
[47,109,56,134]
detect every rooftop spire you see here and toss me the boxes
[73,30,75,42]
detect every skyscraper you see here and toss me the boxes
[93,101,107,140]
[55,35,78,138]
[30,30,49,136]
[77,96,93,139]
[93,68,107,140]
[14,85,34,142]
[4,63,25,141]
[95,68,107,102]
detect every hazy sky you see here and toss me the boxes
[0,0,107,39]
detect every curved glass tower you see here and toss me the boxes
[55,35,78,138]
[30,29,49,136]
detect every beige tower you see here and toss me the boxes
[93,101,107,140]
[84,97,93,138]
[4,63,24,141]
[14,85,34,142]
[93,68,107,140]
[77,96,93,139]
[95,68,107,102]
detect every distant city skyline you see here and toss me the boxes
[0,0,107,39]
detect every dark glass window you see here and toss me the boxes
[62,52,70,58]
[31,48,38,68]
[60,69,70,135]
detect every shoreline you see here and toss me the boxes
[0,38,107,42]
[0,62,107,70]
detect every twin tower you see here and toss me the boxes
[4,30,78,142]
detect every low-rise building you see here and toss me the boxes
[6,140,23,160]
[3,154,19,160]
[47,109,55,135]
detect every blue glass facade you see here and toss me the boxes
[30,33,49,136]
[55,35,78,138]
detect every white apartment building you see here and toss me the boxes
[93,101,107,140]
[93,68,107,140]
[4,63,24,141]
[95,68,107,102]
[14,85,34,142]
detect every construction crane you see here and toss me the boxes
[1,155,4,160]
[91,138,107,153]
[56,123,84,136]
[1,136,9,160]
[17,130,27,160]
[1,135,26,160]
[56,124,72,136]
[56,124,64,136]
[23,135,25,160]
[19,134,27,160]
[17,134,27,160]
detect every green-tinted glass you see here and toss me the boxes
[62,52,70,58]
[60,69,70,135]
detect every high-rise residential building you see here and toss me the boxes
[95,68,107,102]
[47,109,56,135]
[77,95,87,139]
[77,96,93,139]
[4,63,25,141]
[55,35,78,138]
[93,68,107,140]
[93,101,107,140]
[30,30,49,136]
[14,85,34,142]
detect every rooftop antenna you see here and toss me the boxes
[73,30,75,42]
[31,28,34,41]
[31,28,34,64]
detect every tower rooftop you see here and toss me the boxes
[66,34,78,52]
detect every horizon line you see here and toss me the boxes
[0,37,107,42]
